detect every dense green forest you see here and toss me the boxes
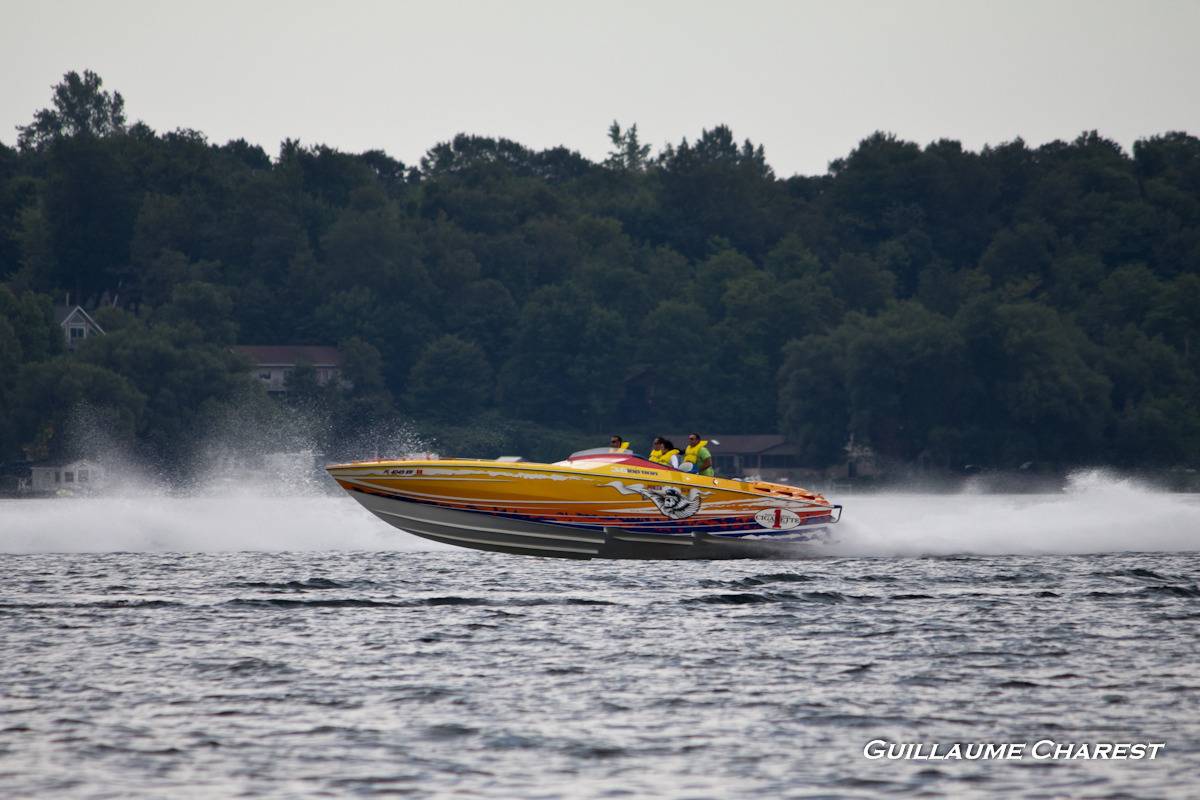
[1,71,1198,473]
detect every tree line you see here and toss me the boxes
[1,71,1198,473]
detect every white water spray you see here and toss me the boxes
[0,483,435,554]
[0,444,439,555]
[0,400,448,554]
[830,470,1200,557]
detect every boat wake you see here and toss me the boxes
[829,470,1200,557]
[2,470,1195,557]
[0,478,434,554]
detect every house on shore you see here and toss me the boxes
[55,305,105,351]
[28,459,105,494]
[230,345,344,394]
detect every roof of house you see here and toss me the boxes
[31,459,101,470]
[54,305,105,333]
[231,345,343,367]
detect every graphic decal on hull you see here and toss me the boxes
[602,480,707,520]
[754,507,803,530]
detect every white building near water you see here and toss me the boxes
[29,460,105,493]
[55,305,105,351]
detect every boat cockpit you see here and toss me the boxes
[555,447,689,472]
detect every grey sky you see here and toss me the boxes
[2,0,1197,176]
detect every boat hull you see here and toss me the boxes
[344,488,832,560]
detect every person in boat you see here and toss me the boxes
[647,437,681,468]
[609,435,630,451]
[683,433,715,477]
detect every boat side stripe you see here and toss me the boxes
[341,477,835,513]
[370,507,605,544]
[398,524,599,556]
[344,479,645,505]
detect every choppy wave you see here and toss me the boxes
[2,549,1196,798]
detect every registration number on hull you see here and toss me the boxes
[754,507,803,530]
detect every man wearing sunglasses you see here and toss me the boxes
[683,433,714,477]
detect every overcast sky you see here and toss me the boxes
[2,0,1197,176]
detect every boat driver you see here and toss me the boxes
[683,433,715,477]
[609,435,630,451]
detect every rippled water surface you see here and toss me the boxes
[2,483,1199,798]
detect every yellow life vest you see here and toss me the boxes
[615,441,630,451]
[684,440,714,476]
[648,447,679,465]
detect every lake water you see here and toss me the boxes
[1,472,1198,798]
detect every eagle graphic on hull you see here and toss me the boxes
[602,480,706,520]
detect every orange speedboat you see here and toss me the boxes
[326,448,842,560]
